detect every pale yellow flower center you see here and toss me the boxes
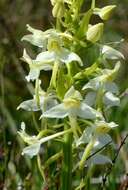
[95,122,110,134]
[48,39,61,52]
[63,98,80,108]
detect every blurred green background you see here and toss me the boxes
[0,0,128,189]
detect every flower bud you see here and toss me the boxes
[86,23,104,43]
[94,5,116,21]
[52,2,65,18]
[50,0,56,6]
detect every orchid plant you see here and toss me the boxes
[18,0,125,189]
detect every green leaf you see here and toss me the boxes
[83,62,99,76]
[86,23,104,43]
[77,9,93,38]
[102,45,125,60]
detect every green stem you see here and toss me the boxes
[91,0,95,9]
[61,124,73,190]
[95,85,104,111]
[69,115,81,138]
[49,61,59,89]
[37,155,46,182]
[35,78,40,108]
[32,112,39,132]
[79,137,96,170]
[44,151,62,169]
[56,18,61,30]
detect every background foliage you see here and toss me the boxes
[0,0,128,189]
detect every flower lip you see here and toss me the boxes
[63,98,81,108]
[95,121,118,134]
[47,39,62,52]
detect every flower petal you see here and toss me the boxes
[102,45,124,60]
[77,103,98,119]
[60,48,83,66]
[18,122,38,145]
[22,49,32,64]
[84,91,96,106]
[76,127,93,147]
[82,77,101,91]
[22,34,46,48]
[103,92,120,107]
[105,82,119,94]
[88,154,112,165]
[95,120,118,134]
[26,67,40,82]
[22,142,41,158]
[21,24,47,48]
[64,86,82,100]
[36,51,56,63]
[41,103,68,118]
[17,96,45,111]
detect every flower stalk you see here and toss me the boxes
[49,60,60,89]
[61,124,73,190]
[79,137,96,170]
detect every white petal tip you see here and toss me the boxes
[25,76,30,82]
[17,106,20,110]
[39,115,43,120]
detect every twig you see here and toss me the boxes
[118,174,128,190]
[101,133,128,189]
